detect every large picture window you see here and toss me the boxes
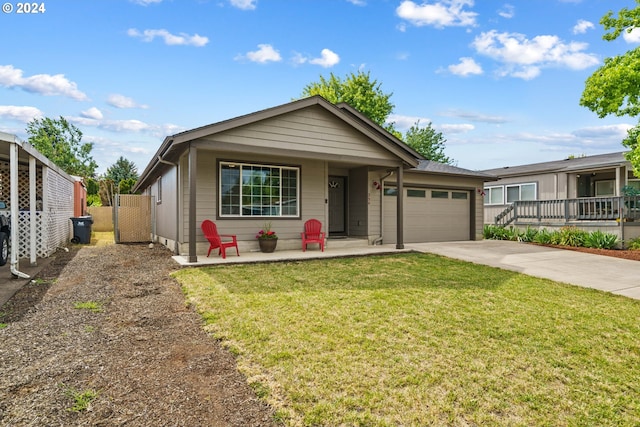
[485,183,536,205]
[506,183,536,203]
[220,162,299,217]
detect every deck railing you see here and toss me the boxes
[495,196,640,226]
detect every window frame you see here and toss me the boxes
[218,161,300,218]
[506,182,537,203]
[595,179,615,197]
[484,185,504,205]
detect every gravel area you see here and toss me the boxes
[0,243,278,427]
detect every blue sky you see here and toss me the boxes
[0,0,638,174]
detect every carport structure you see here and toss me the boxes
[0,132,75,278]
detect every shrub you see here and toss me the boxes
[627,237,640,251]
[518,226,538,243]
[533,229,553,245]
[483,224,510,240]
[557,226,588,247]
[584,230,618,249]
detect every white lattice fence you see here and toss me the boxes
[0,163,73,259]
[42,167,74,257]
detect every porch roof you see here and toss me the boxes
[482,151,631,179]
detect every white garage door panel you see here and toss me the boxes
[383,188,470,243]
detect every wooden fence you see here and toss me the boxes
[114,195,153,243]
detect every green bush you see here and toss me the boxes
[518,226,538,243]
[584,230,618,249]
[627,237,640,250]
[483,224,511,240]
[557,226,588,247]
[87,194,102,207]
[533,229,553,245]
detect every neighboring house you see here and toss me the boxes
[133,96,491,262]
[0,132,76,275]
[482,152,640,242]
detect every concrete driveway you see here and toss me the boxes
[409,240,640,300]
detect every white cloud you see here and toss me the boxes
[0,105,43,122]
[81,107,103,120]
[439,123,475,134]
[294,49,340,68]
[472,30,600,79]
[346,0,366,5]
[497,4,514,19]
[388,114,430,130]
[572,124,633,139]
[130,0,162,4]
[0,65,88,100]
[107,94,149,109]
[440,109,509,124]
[230,0,257,10]
[396,0,477,29]
[127,28,209,47]
[573,19,594,34]
[448,57,483,76]
[239,44,282,63]
[309,49,340,68]
[623,27,640,44]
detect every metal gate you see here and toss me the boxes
[114,194,154,243]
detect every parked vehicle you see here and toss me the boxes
[0,201,9,266]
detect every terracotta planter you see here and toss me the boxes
[258,238,278,253]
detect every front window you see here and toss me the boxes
[219,162,299,217]
[506,183,536,203]
[484,186,504,205]
[595,180,615,197]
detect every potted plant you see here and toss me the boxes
[256,222,278,253]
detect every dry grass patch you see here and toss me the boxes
[175,253,640,426]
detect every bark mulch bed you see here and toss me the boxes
[547,245,640,262]
[0,243,279,427]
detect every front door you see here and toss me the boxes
[328,176,346,235]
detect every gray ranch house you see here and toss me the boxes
[133,96,490,263]
[482,152,640,243]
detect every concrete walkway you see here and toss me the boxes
[409,240,640,300]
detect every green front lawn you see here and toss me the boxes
[174,253,640,426]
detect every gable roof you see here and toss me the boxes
[482,151,631,179]
[134,95,423,191]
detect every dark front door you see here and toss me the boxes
[328,176,346,235]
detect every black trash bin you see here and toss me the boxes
[70,216,93,244]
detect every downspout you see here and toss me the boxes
[9,140,29,278]
[372,170,394,245]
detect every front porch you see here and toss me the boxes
[173,237,407,266]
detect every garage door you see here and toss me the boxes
[383,187,471,244]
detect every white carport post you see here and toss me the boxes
[29,155,37,265]
[9,141,29,278]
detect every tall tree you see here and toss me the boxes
[300,71,397,134]
[404,121,454,165]
[300,71,455,164]
[26,116,98,178]
[105,156,139,184]
[580,1,640,173]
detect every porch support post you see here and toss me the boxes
[29,155,37,266]
[187,145,198,263]
[616,166,623,196]
[396,165,404,249]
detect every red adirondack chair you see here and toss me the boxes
[201,220,239,259]
[301,219,325,252]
